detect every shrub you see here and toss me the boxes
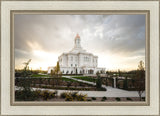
[142,97,145,101]
[61,92,87,101]
[92,97,96,100]
[49,92,55,99]
[65,95,73,101]
[102,96,107,100]
[34,90,41,97]
[101,99,105,101]
[71,92,78,100]
[41,90,50,100]
[87,99,92,101]
[101,96,107,101]
[54,90,58,97]
[126,97,132,101]
[115,97,121,101]
[15,90,40,101]
[60,92,67,99]
[67,82,72,88]
[79,83,83,86]
[76,94,87,101]
[15,90,24,101]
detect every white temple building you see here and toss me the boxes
[48,34,105,74]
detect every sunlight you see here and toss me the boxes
[28,50,58,70]
[98,53,143,71]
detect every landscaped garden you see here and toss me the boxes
[15,60,145,102]
[15,77,106,91]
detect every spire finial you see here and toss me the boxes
[75,33,80,39]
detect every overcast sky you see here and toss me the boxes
[14,14,145,71]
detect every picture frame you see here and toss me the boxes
[0,0,159,115]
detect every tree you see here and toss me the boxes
[52,61,61,78]
[51,69,54,77]
[96,72,102,89]
[135,61,145,101]
[54,62,60,73]
[18,59,34,100]
[51,61,62,87]
[22,59,32,77]
[118,69,121,77]
[123,77,128,90]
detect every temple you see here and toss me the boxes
[48,34,105,74]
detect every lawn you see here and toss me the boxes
[72,76,97,82]
[31,74,50,77]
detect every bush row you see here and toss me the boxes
[15,89,58,101]
[60,92,87,101]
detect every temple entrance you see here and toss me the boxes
[88,69,94,74]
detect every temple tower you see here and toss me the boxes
[74,34,81,48]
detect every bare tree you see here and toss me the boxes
[135,61,145,101]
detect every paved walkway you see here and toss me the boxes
[15,76,145,97]
[62,76,145,97]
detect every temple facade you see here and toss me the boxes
[48,34,105,74]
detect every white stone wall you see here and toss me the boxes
[59,54,68,67]
[78,54,83,67]
[77,54,97,67]
[58,66,105,74]
[67,54,79,67]
[58,53,99,69]
[62,55,68,67]
[48,66,105,74]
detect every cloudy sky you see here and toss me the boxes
[14,14,145,71]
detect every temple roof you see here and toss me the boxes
[59,34,98,57]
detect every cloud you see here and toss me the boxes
[14,14,145,70]
[82,15,145,56]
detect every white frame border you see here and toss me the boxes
[1,1,159,115]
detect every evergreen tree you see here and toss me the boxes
[96,72,102,89]
[53,61,61,78]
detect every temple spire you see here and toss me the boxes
[75,33,80,39]
[74,33,81,48]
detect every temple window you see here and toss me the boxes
[75,57,77,61]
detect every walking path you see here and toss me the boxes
[62,76,145,97]
[15,76,145,97]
